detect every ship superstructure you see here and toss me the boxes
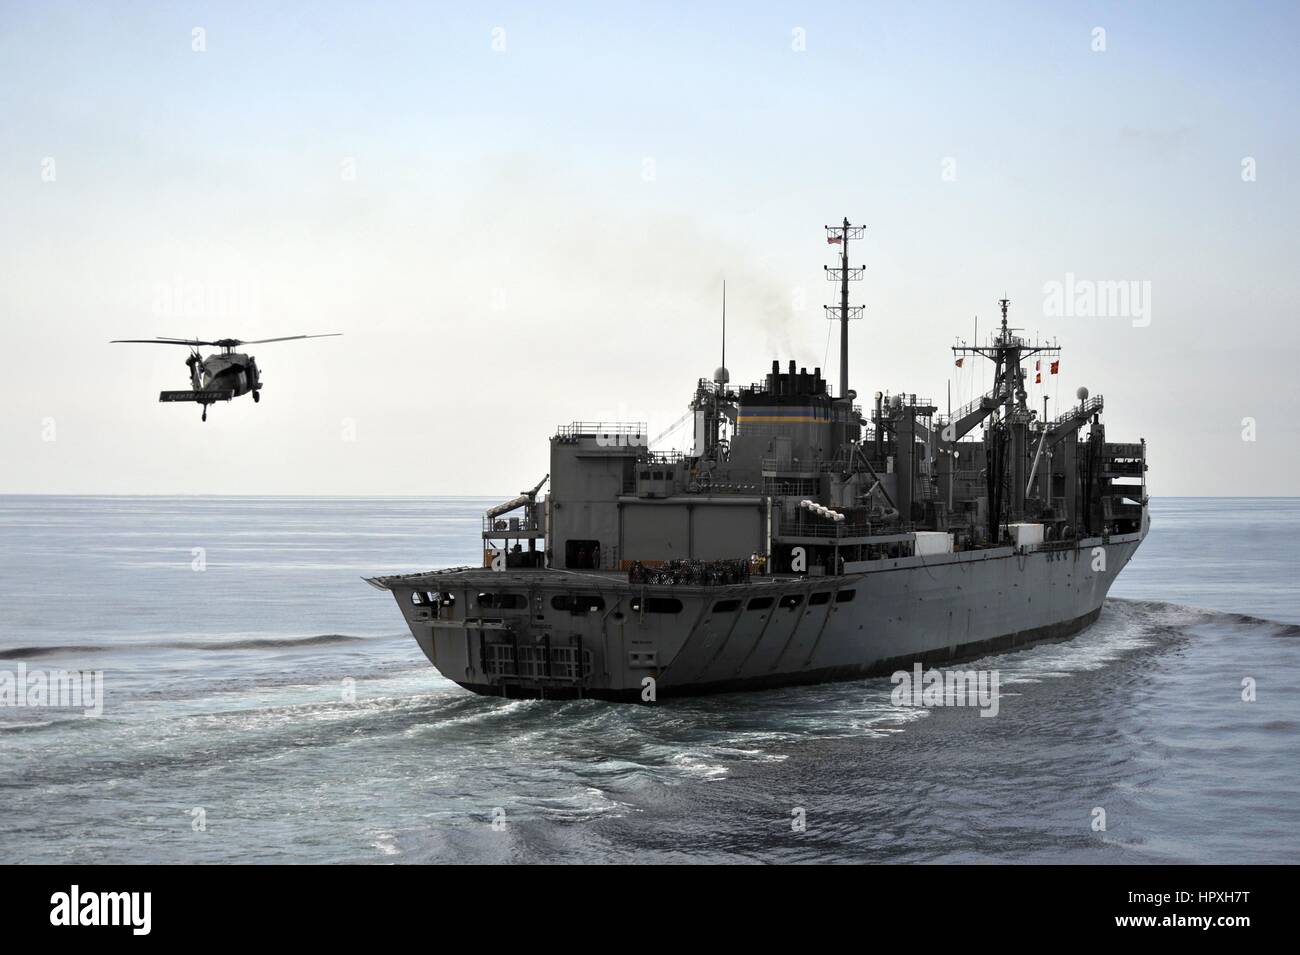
[368,220,1148,700]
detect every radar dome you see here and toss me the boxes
[714,366,730,384]
[1076,386,1089,401]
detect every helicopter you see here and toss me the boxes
[111,334,342,421]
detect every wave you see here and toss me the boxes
[181,634,368,651]
[1107,597,1300,637]
[0,644,108,660]
[1217,612,1300,638]
[0,633,372,660]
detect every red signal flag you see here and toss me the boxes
[1050,360,1060,374]
[827,235,843,245]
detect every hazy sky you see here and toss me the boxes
[3,1,1297,495]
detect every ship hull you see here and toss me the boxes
[370,519,1146,702]
[450,605,1102,702]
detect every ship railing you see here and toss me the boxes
[764,479,821,497]
[627,558,753,586]
[948,389,1000,424]
[1050,395,1103,428]
[696,377,737,397]
[779,520,875,539]
[644,450,686,465]
[735,381,846,399]
[554,421,648,443]
[483,514,543,535]
[882,394,936,411]
[761,457,839,474]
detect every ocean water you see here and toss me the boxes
[1,495,1297,864]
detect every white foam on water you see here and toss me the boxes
[369,831,401,857]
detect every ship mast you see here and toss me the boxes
[951,297,1061,532]
[952,297,1060,419]
[823,217,865,399]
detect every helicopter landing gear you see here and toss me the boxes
[252,390,260,403]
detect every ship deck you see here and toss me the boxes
[363,526,1144,594]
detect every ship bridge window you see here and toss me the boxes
[778,594,803,610]
[808,591,831,606]
[551,594,606,613]
[630,597,683,614]
[640,470,651,480]
[439,593,456,608]
[747,596,774,611]
[711,599,741,613]
[477,592,526,610]
[410,591,424,605]
[835,589,856,603]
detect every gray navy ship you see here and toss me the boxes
[368,219,1149,701]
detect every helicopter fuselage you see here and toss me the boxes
[158,350,262,419]
[197,352,260,398]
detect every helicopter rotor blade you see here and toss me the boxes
[236,334,343,345]
[111,333,341,347]
[110,338,219,346]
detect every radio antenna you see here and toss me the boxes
[823,217,865,398]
